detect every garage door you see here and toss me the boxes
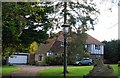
[8,55,28,64]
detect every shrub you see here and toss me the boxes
[35,61,41,66]
[45,56,63,65]
[35,61,47,66]
[67,56,76,65]
[40,61,48,66]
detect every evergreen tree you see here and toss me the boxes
[103,40,120,63]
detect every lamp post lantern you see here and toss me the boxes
[61,24,70,78]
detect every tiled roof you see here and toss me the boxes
[38,32,103,53]
[37,37,56,53]
[56,32,103,45]
[86,34,103,45]
[56,31,64,41]
[50,41,64,53]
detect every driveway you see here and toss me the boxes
[3,65,60,78]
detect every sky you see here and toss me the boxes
[86,0,118,41]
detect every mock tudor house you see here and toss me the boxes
[36,31,104,62]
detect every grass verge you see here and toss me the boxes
[0,65,22,76]
[38,64,118,78]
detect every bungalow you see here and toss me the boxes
[36,31,104,62]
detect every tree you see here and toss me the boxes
[41,1,98,32]
[38,1,99,74]
[28,41,38,65]
[67,32,89,64]
[2,2,26,63]
[39,1,99,50]
[2,2,50,64]
[103,40,120,63]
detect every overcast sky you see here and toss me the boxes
[87,0,118,41]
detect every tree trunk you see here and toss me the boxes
[84,57,117,78]
[2,57,7,65]
[29,53,35,65]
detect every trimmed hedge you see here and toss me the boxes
[45,56,64,65]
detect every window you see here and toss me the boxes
[61,42,64,47]
[54,53,57,56]
[60,41,68,47]
[86,44,91,51]
[95,45,100,50]
[38,54,42,61]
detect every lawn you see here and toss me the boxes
[0,65,22,76]
[38,64,119,78]
[118,67,120,78]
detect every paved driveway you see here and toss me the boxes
[3,65,60,78]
